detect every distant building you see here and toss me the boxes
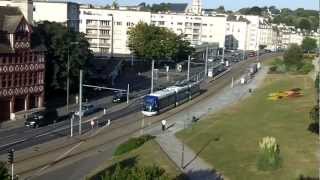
[0,6,46,121]
[33,0,79,31]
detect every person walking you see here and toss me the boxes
[161,119,166,132]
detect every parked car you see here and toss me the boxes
[75,104,100,117]
[113,92,127,103]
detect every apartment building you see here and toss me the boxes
[79,6,151,56]
[151,13,226,48]
[225,18,249,50]
[33,0,79,31]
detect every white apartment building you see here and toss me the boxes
[225,19,248,50]
[33,1,79,31]
[0,0,33,23]
[79,6,151,56]
[151,13,226,48]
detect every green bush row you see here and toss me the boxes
[100,164,169,180]
[114,135,155,156]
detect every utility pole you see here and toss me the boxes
[151,59,154,93]
[70,114,74,137]
[67,48,70,114]
[79,70,83,135]
[205,46,208,78]
[127,84,130,104]
[187,55,190,81]
[222,47,225,63]
[8,149,14,180]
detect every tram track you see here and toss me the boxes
[14,53,280,177]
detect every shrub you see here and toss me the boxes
[257,136,281,171]
[0,161,9,180]
[100,164,169,180]
[114,135,154,156]
[298,62,314,74]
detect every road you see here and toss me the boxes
[0,53,280,180]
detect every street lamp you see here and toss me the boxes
[67,42,79,114]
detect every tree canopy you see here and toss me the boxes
[301,37,317,53]
[127,22,194,62]
[31,21,93,95]
[283,44,304,70]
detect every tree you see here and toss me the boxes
[127,22,193,63]
[31,21,93,95]
[111,0,119,9]
[301,37,317,53]
[259,45,267,50]
[283,44,303,70]
[0,162,9,180]
[216,6,225,13]
[298,18,311,31]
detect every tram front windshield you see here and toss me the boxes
[143,96,158,112]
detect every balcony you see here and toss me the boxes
[99,43,111,47]
[86,33,98,38]
[99,25,111,29]
[86,24,98,28]
[99,34,110,38]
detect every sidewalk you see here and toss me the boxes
[144,66,269,180]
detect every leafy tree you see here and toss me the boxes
[127,22,193,63]
[283,44,303,70]
[216,6,225,13]
[298,18,311,31]
[111,0,119,9]
[0,162,9,180]
[259,45,267,50]
[239,6,262,16]
[301,37,317,53]
[31,21,93,95]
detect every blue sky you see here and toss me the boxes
[73,0,318,10]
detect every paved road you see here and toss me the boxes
[17,53,281,180]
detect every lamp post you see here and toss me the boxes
[66,42,79,114]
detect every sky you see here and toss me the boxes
[71,0,318,10]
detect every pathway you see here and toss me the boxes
[145,66,269,180]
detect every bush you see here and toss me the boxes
[269,58,286,73]
[0,161,9,180]
[114,135,154,156]
[100,164,169,180]
[257,136,281,171]
[298,62,314,74]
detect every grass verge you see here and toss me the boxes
[176,74,318,180]
[86,139,183,180]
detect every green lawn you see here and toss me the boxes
[176,74,318,180]
[87,140,183,180]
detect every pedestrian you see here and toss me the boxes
[161,119,166,132]
[90,120,94,129]
[107,119,111,127]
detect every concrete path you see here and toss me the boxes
[145,66,269,180]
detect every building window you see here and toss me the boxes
[101,20,110,26]
[159,21,165,25]
[177,22,183,25]
[116,22,122,26]
[202,24,207,26]
[100,30,110,35]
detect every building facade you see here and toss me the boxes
[225,19,248,50]
[79,6,152,56]
[0,6,45,121]
[33,1,79,31]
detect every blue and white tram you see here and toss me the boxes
[142,82,200,116]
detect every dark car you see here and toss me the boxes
[113,92,127,103]
[25,110,69,128]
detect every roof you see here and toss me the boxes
[0,6,23,33]
[166,3,188,13]
[149,88,175,99]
